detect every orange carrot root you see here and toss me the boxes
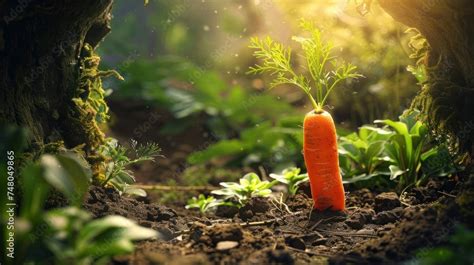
[303,110,345,211]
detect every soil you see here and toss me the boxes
[80,177,464,265]
[90,100,471,264]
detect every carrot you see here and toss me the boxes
[304,110,345,210]
[248,20,361,211]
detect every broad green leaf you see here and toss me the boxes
[40,154,91,206]
[115,171,135,185]
[123,187,147,197]
[19,164,50,220]
[389,165,407,180]
[80,237,135,258]
[375,119,408,136]
[409,121,423,135]
[400,109,420,131]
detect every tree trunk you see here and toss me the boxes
[0,0,113,162]
[378,0,474,160]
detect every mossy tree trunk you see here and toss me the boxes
[378,0,474,161]
[0,0,113,159]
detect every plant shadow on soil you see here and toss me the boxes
[90,99,469,264]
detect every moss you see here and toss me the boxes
[69,43,123,181]
[407,31,473,162]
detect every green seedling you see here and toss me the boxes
[269,167,308,195]
[185,194,225,213]
[211,172,274,207]
[99,138,161,196]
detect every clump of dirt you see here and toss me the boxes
[374,192,400,212]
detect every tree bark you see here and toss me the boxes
[378,0,474,160]
[0,0,113,157]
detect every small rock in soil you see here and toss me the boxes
[356,228,375,235]
[156,227,175,241]
[216,241,239,251]
[373,207,403,225]
[285,236,306,250]
[374,192,400,212]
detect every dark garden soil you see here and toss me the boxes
[82,176,467,265]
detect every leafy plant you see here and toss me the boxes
[185,194,224,213]
[338,126,393,185]
[248,19,362,113]
[420,144,459,181]
[269,167,308,195]
[375,110,430,189]
[99,138,161,196]
[211,172,275,207]
[3,151,158,265]
[44,207,158,265]
[337,110,459,190]
[375,110,458,190]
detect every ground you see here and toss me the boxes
[82,179,461,265]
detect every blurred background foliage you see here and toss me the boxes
[102,0,417,126]
[98,0,421,184]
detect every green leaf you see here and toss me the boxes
[400,109,420,132]
[389,165,407,180]
[114,171,136,185]
[19,164,50,220]
[40,154,92,206]
[123,187,147,197]
[375,119,409,136]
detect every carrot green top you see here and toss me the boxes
[248,20,362,113]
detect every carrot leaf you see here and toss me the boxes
[248,19,363,112]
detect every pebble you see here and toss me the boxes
[356,228,375,235]
[216,241,239,251]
